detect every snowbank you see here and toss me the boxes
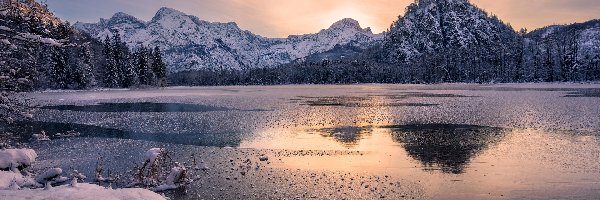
[0,148,166,200]
[0,171,40,189]
[0,183,166,200]
[0,149,37,171]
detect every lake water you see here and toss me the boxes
[20,84,600,199]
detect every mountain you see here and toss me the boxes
[382,0,519,63]
[74,8,383,72]
[527,19,600,58]
[522,19,600,81]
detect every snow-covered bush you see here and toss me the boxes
[0,148,37,172]
[0,147,166,200]
[129,148,191,191]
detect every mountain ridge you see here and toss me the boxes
[74,7,383,72]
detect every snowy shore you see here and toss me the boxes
[0,148,165,200]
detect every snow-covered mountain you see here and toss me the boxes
[527,19,600,58]
[382,0,519,63]
[75,7,383,72]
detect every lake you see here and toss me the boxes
[19,84,600,199]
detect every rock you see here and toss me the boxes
[259,155,268,161]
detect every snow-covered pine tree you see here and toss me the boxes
[135,46,153,86]
[102,35,119,87]
[151,46,167,87]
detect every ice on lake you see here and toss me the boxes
[15,84,600,199]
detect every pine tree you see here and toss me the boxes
[151,46,167,87]
[135,46,152,85]
[49,46,68,89]
[102,35,119,88]
[121,53,138,88]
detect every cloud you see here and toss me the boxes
[44,0,600,37]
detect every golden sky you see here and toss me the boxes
[47,0,600,37]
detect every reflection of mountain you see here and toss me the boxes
[309,127,373,147]
[386,124,507,174]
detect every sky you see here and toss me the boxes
[43,0,600,38]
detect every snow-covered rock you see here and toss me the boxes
[0,171,41,189]
[35,168,68,184]
[32,131,50,141]
[0,149,37,171]
[145,148,163,166]
[0,148,166,200]
[259,155,268,161]
[154,162,186,192]
[0,183,166,200]
[74,7,383,72]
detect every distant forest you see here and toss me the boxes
[170,31,600,85]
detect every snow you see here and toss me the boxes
[74,8,382,72]
[0,149,37,171]
[0,171,40,189]
[0,148,166,200]
[32,131,50,141]
[39,38,62,46]
[259,155,269,161]
[145,148,163,166]
[21,33,41,41]
[35,168,68,184]
[1,39,10,45]
[0,183,166,200]
[154,162,186,192]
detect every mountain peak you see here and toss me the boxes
[111,12,134,19]
[107,12,143,25]
[329,18,362,30]
[417,0,468,5]
[153,7,186,20]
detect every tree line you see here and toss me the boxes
[100,32,167,88]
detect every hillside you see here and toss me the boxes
[75,8,383,72]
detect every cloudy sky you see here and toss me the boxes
[44,0,600,38]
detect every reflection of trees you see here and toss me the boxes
[41,102,231,112]
[310,127,373,147]
[11,121,243,147]
[298,96,437,107]
[387,124,507,174]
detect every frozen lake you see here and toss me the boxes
[18,84,600,199]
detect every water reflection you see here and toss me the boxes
[306,126,373,147]
[296,96,438,107]
[267,123,508,174]
[563,89,600,97]
[386,124,507,174]
[40,102,233,112]
[12,121,243,147]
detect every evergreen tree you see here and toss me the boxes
[49,46,68,88]
[151,46,167,87]
[102,35,119,87]
[135,46,152,85]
